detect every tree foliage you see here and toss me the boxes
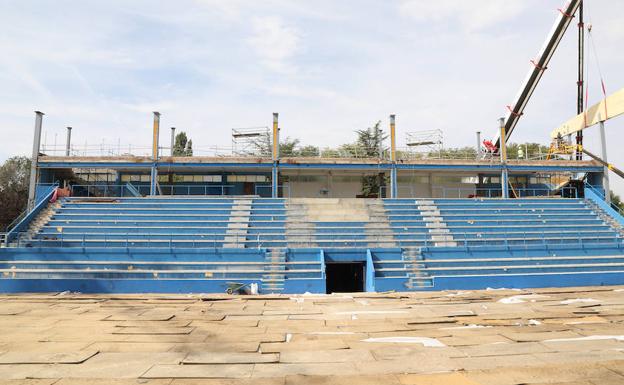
[505,142,550,159]
[173,132,193,156]
[0,156,31,230]
[350,121,388,197]
[611,191,624,212]
[250,136,319,157]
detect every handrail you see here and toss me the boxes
[585,184,624,217]
[5,184,58,244]
[6,227,621,249]
[70,184,236,197]
[381,185,578,199]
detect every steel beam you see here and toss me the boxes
[150,112,160,196]
[599,121,610,203]
[65,126,72,156]
[27,111,44,211]
[389,114,397,198]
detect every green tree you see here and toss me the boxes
[352,121,388,197]
[173,132,193,156]
[278,137,300,157]
[297,145,320,157]
[354,121,387,158]
[506,142,550,159]
[0,156,31,230]
[250,136,316,157]
[610,191,624,211]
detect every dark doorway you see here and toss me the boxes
[325,262,365,293]
[243,182,254,195]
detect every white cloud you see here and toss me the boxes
[398,0,530,32]
[247,16,301,73]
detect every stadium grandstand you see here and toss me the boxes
[1,108,623,294]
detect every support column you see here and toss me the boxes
[65,126,72,156]
[271,113,279,198]
[599,120,610,203]
[499,118,509,199]
[389,114,398,198]
[27,111,44,210]
[170,127,176,157]
[150,112,160,196]
[576,1,585,160]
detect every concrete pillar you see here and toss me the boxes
[599,120,611,203]
[27,111,44,210]
[272,113,279,198]
[152,112,160,161]
[65,127,72,156]
[389,114,397,199]
[272,113,279,161]
[499,117,509,199]
[150,112,160,196]
[170,127,176,157]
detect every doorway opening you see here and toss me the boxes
[325,262,365,293]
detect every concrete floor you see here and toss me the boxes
[1,286,624,384]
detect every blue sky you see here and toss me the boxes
[1,0,623,193]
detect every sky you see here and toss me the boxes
[1,0,623,193]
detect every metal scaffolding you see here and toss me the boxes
[231,127,270,156]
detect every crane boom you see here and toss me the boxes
[494,0,581,148]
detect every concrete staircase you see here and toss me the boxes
[223,199,251,248]
[586,199,624,238]
[262,248,286,293]
[416,199,456,247]
[14,201,62,246]
[402,247,433,289]
[285,200,316,247]
[286,198,397,247]
[365,200,396,247]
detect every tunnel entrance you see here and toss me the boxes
[325,262,365,293]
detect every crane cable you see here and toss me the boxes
[585,1,608,120]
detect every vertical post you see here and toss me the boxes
[272,113,279,198]
[599,120,610,204]
[272,113,279,161]
[152,112,160,160]
[389,114,397,199]
[65,126,72,156]
[499,117,509,199]
[576,1,584,160]
[151,112,160,196]
[170,127,176,157]
[27,111,44,210]
[476,131,481,159]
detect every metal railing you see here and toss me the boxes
[41,140,562,162]
[586,184,624,217]
[5,227,622,250]
[430,186,578,199]
[70,184,235,197]
[254,184,290,198]
[379,185,578,199]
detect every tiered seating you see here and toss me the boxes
[382,200,441,247]
[415,243,624,290]
[433,198,619,246]
[245,199,287,248]
[33,197,237,248]
[0,248,324,293]
[2,195,623,293]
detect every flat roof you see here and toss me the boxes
[37,155,603,173]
